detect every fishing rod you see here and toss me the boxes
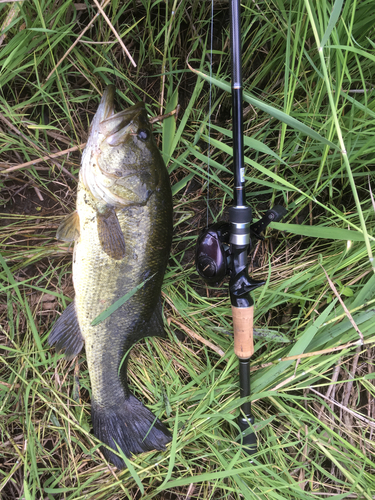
[195,0,286,456]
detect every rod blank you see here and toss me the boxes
[230,0,246,207]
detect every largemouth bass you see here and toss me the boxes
[49,85,173,468]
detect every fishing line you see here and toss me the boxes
[207,0,214,227]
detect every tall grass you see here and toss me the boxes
[1,0,374,498]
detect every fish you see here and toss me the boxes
[48,85,173,468]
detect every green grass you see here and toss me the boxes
[1,0,375,498]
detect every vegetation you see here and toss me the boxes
[1,0,374,498]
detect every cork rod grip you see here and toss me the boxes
[232,305,254,359]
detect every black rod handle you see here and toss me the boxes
[238,358,257,455]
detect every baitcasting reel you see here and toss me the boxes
[195,205,287,287]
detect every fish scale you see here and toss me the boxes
[49,86,173,468]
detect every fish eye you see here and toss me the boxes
[137,129,149,141]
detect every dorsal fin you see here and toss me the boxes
[57,211,80,242]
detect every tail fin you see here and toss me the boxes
[91,394,171,469]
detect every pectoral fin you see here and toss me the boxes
[48,301,84,360]
[57,211,80,242]
[97,207,126,260]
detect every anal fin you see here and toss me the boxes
[97,207,126,260]
[48,301,84,360]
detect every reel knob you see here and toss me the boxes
[196,256,217,279]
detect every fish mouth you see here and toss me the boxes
[93,86,145,143]
[99,106,144,146]
[95,85,117,124]
[81,86,150,206]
